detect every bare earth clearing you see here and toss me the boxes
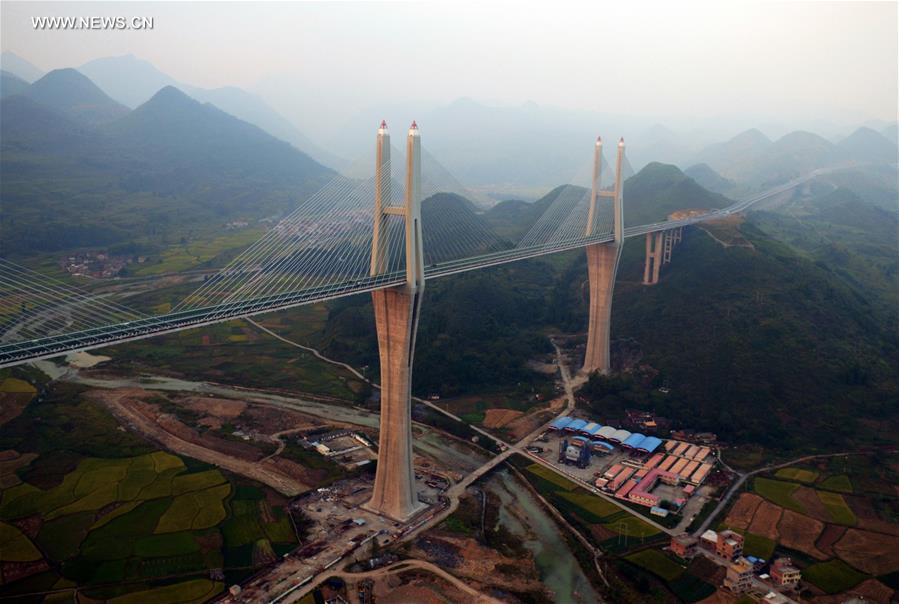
[724,493,763,530]
[747,500,783,540]
[833,529,899,575]
[777,510,827,559]
[86,388,312,495]
[481,408,523,429]
[809,579,895,604]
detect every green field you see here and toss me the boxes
[604,513,661,539]
[515,457,662,551]
[742,532,776,559]
[127,228,265,277]
[0,452,195,520]
[0,521,42,561]
[0,434,296,601]
[625,549,684,581]
[557,490,625,518]
[753,478,804,513]
[820,474,854,493]
[774,467,819,483]
[525,463,578,491]
[817,491,857,525]
[106,318,366,402]
[803,559,867,593]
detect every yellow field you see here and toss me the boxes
[0,521,42,562]
[108,579,223,604]
[817,491,857,525]
[774,467,819,483]
[0,377,36,394]
[155,483,230,533]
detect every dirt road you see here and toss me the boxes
[89,389,310,496]
[333,559,504,604]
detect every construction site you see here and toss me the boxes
[535,415,719,520]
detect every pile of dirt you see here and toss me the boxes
[181,396,246,430]
[155,413,265,461]
[242,405,321,434]
[413,534,544,595]
[86,388,309,496]
[372,573,467,604]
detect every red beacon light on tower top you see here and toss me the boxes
[380,120,387,129]
[410,120,418,130]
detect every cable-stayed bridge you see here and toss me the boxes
[1,121,817,520]
[1,129,809,371]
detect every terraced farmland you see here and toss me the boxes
[0,450,297,602]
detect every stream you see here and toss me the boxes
[487,468,603,604]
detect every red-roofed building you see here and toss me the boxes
[770,558,801,589]
[670,533,698,558]
[627,468,678,507]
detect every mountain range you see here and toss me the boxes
[76,55,345,168]
[3,50,896,196]
[690,126,897,187]
[0,70,29,98]
[1,68,332,255]
[0,51,43,82]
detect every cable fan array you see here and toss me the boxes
[0,259,145,343]
[175,142,509,312]
[0,134,622,350]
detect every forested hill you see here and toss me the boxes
[484,163,734,241]
[622,162,733,226]
[598,216,899,451]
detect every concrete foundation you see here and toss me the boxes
[583,242,621,374]
[366,286,424,521]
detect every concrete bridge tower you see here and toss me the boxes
[365,121,426,521]
[582,137,625,374]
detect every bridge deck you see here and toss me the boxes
[0,175,809,368]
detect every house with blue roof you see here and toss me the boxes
[566,419,588,433]
[622,433,646,449]
[637,436,663,454]
[549,416,573,431]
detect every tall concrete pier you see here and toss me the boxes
[366,122,426,521]
[582,137,625,375]
[643,231,664,285]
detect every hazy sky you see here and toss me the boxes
[2,1,897,137]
